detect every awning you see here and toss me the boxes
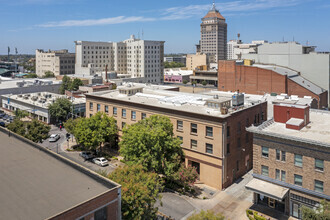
[245,178,289,201]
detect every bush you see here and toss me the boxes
[253,212,266,220]
[246,209,253,216]
[171,164,198,191]
[183,80,188,84]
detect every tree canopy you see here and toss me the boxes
[74,112,117,151]
[120,115,184,177]
[48,97,72,123]
[302,200,330,220]
[59,76,84,94]
[7,119,50,143]
[164,61,185,68]
[43,71,55,78]
[14,109,28,119]
[108,165,163,220]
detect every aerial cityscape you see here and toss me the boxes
[0,0,329,220]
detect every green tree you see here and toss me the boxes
[69,78,84,91]
[188,210,225,220]
[14,109,29,119]
[302,200,330,220]
[74,112,117,151]
[59,75,72,94]
[120,115,184,177]
[43,71,55,78]
[171,164,199,192]
[7,119,26,136]
[191,81,197,85]
[48,97,72,123]
[24,119,50,143]
[108,165,163,220]
[183,80,188,84]
[164,61,185,68]
[63,118,80,135]
[202,80,207,86]
[25,73,38,78]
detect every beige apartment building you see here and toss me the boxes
[75,35,165,83]
[36,49,75,77]
[246,104,330,219]
[85,85,267,189]
[186,53,208,70]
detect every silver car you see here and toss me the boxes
[92,157,108,167]
[49,134,60,142]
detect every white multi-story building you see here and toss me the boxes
[36,49,75,77]
[227,40,267,60]
[75,35,165,83]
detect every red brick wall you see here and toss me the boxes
[50,189,119,220]
[273,105,309,124]
[218,60,327,109]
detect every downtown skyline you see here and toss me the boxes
[1,0,330,54]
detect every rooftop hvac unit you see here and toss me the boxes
[232,93,244,107]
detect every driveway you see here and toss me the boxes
[40,125,68,152]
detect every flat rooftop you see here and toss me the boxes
[88,87,264,118]
[0,131,118,219]
[248,110,330,147]
[0,78,61,90]
[1,92,86,109]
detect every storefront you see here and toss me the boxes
[246,178,289,215]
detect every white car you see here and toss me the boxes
[93,157,108,167]
[49,134,60,142]
[79,151,94,160]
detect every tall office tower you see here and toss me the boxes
[200,3,227,63]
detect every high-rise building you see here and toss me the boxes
[75,35,165,84]
[36,49,75,77]
[200,3,227,63]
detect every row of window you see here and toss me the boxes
[261,165,324,192]
[261,147,324,171]
[176,120,213,137]
[176,137,213,154]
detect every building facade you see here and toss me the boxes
[186,53,208,70]
[227,40,267,60]
[200,3,227,63]
[218,60,328,109]
[246,105,330,219]
[36,49,75,77]
[85,86,267,189]
[164,56,186,65]
[75,35,165,83]
[164,68,192,83]
[242,42,330,106]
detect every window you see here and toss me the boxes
[237,138,241,148]
[294,154,303,167]
[191,140,197,149]
[237,160,239,171]
[122,122,126,129]
[275,169,280,180]
[122,109,126,118]
[281,151,286,162]
[227,143,230,154]
[94,206,107,220]
[113,107,117,116]
[206,126,213,137]
[262,147,269,158]
[177,136,183,145]
[131,111,136,120]
[314,180,324,193]
[281,170,286,182]
[141,113,146,119]
[97,104,100,112]
[261,165,269,176]
[245,133,249,143]
[177,120,183,130]
[206,143,213,154]
[276,149,280,160]
[315,159,324,171]
[89,102,93,110]
[227,126,230,137]
[191,123,197,133]
[294,174,303,186]
[237,122,241,133]
[105,105,109,113]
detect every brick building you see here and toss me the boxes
[85,84,267,189]
[0,128,121,220]
[246,104,330,219]
[218,60,328,109]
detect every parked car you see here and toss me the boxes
[3,115,9,121]
[49,134,60,142]
[92,157,108,167]
[0,121,5,127]
[0,113,6,118]
[79,151,94,160]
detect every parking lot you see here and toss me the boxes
[0,111,15,126]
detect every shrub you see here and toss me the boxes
[246,209,253,216]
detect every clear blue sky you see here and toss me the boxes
[1,0,330,54]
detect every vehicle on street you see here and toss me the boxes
[0,121,5,127]
[49,134,60,142]
[79,151,94,160]
[3,115,9,121]
[92,157,108,167]
[0,113,6,118]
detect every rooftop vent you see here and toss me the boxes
[232,92,244,107]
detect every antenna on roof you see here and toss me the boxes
[212,0,216,10]
[293,36,295,42]
[142,29,144,40]
[282,36,284,42]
